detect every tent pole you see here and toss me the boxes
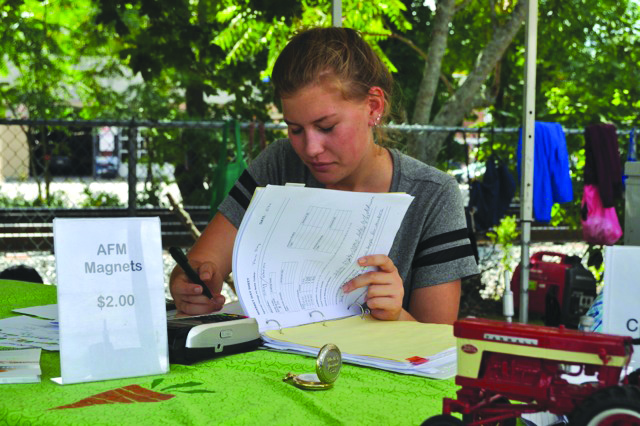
[332,0,342,27]
[519,0,538,324]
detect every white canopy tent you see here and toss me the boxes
[518,0,538,323]
[330,0,539,323]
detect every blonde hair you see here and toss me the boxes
[272,27,394,140]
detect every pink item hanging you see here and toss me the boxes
[581,184,623,245]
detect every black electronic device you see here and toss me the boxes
[512,251,597,328]
[167,313,261,365]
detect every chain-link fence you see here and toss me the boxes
[0,119,281,252]
[2,118,610,254]
[4,119,625,309]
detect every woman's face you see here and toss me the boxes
[281,81,379,190]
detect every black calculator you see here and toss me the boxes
[167,313,261,365]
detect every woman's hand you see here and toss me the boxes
[342,254,404,321]
[169,260,226,316]
[169,213,237,316]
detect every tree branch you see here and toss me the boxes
[166,193,201,241]
[432,0,526,125]
[470,87,498,111]
[413,0,527,164]
[363,31,455,94]
[411,0,457,126]
[455,0,474,13]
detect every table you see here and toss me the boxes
[0,280,456,425]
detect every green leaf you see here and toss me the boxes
[160,381,204,391]
[150,378,164,389]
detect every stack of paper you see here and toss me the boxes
[231,185,456,379]
[232,184,414,331]
[262,315,457,379]
[0,348,42,384]
[0,315,59,350]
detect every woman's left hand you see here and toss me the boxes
[342,254,404,321]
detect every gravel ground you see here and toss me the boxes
[1,241,588,303]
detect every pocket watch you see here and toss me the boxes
[283,343,342,390]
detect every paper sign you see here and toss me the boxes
[53,217,169,384]
[602,245,640,369]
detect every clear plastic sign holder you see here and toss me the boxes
[52,217,169,384]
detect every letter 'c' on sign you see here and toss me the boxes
[627,318,638,332]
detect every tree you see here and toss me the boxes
[94,0,280,204]
[93,0,411,204]
[211,0,525,165]
[387,0,639,166]
[213,0,411,79]
[0,0,128,203]
[398,0,526,164]
[3,0,637,208]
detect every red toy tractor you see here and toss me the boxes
[423,318,640,425]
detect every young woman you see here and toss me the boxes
[169,27,478,324]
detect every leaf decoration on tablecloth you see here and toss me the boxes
[159,381,203,391]
[150,378,164,389]
[50,384,175,410]
[50,380,216,410]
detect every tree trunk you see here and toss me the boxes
[410,0,528,165]
[410,0,456,127]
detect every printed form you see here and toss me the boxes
[232,185,413,331]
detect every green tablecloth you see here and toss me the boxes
[0,280,456,425]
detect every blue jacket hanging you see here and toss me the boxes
[517,122,574,222]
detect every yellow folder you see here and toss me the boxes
[263,314,455,363]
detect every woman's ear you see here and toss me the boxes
[367,86,385,127]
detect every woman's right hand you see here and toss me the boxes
[169,260,226,315]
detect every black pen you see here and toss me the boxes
[169,246,213,299]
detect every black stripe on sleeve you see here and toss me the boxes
[415,228,469,253]
[238,170,258,195]
[412,244,475,269]
[229,186,251,210]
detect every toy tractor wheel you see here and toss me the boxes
[421,414,465,426]
[570,384,640,425]
[462,397,517,426]
[627,368,640,386]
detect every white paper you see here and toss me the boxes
[0,316,59,350]
[233,185,414,332]
[0,348,41,384]
[263,336,456,379]
[13,304,58,320]
[53,217,169,384]
[602,245,640,369]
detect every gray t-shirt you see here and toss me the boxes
[219,139,478,309]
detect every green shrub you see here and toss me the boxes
[0,187,68,207]
[80,187,123,207]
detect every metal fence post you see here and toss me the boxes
[128,123,137,216]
